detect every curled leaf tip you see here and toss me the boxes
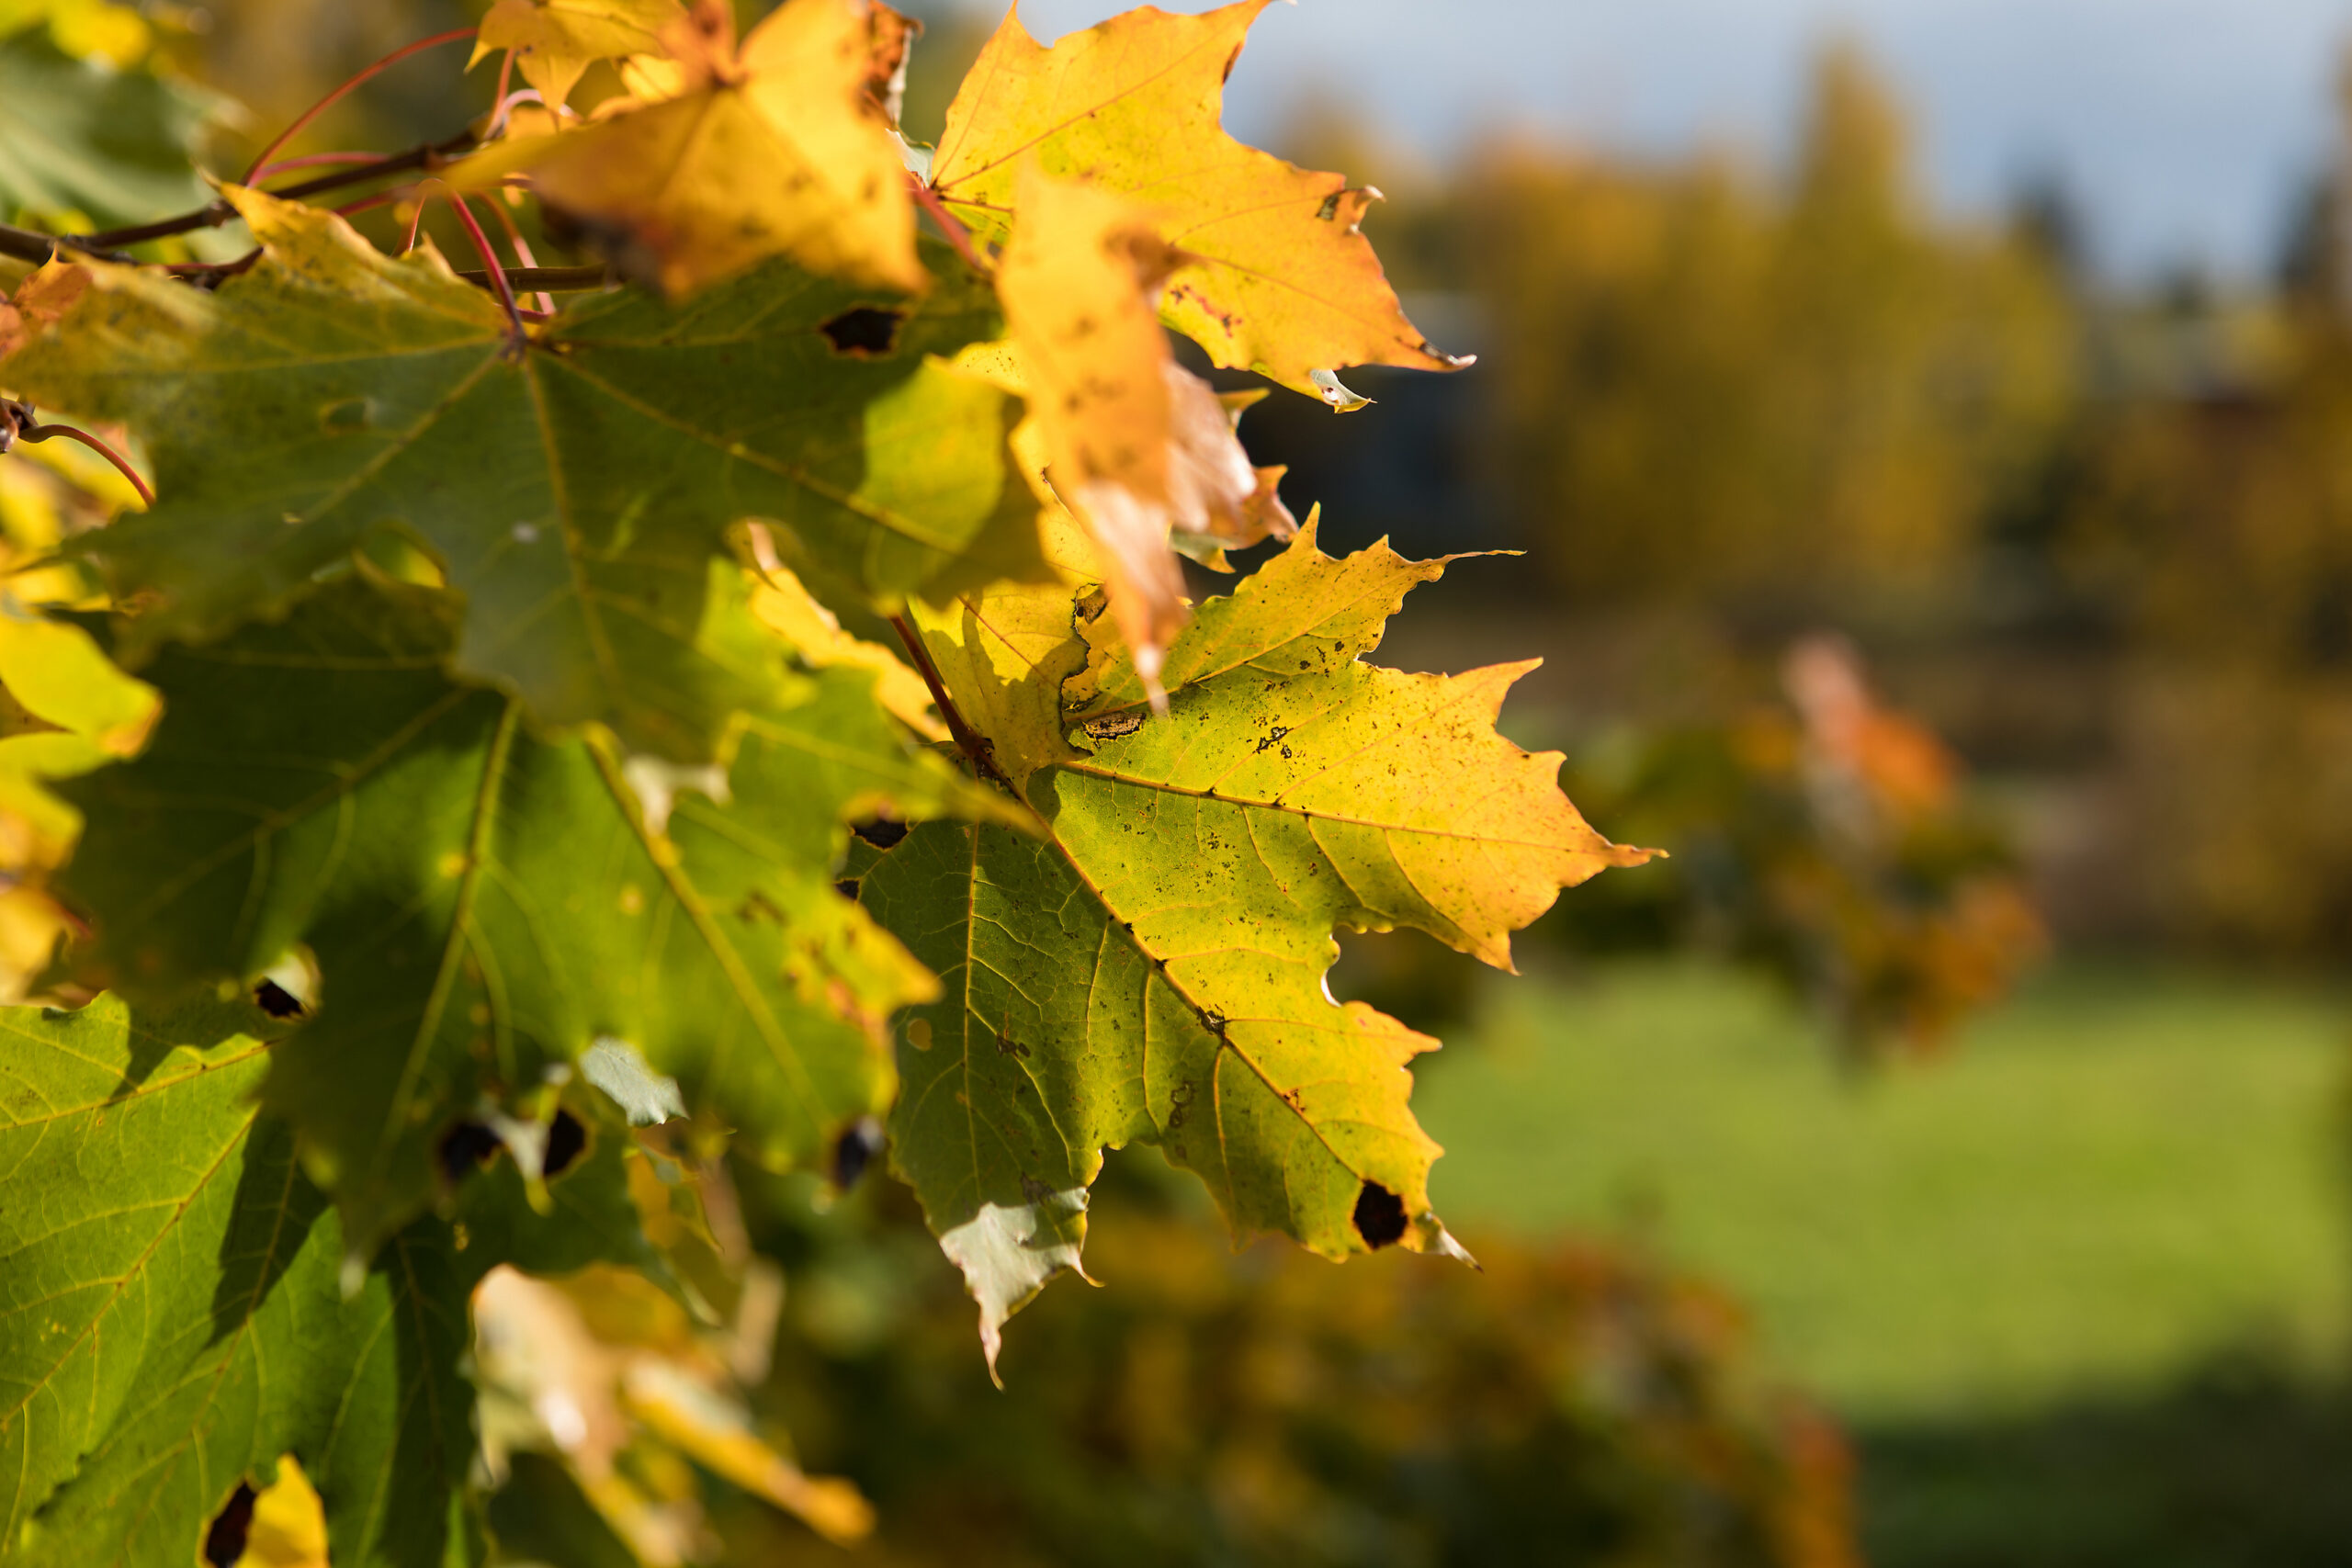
[1307,368,1372,412]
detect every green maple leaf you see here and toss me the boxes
[0,27,225,235]
[0,187,1042,761]
[58,575,994,1263]
[0,995,475,1568]
[858,523,1653,1364]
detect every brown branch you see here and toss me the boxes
[1,127,485,269]
[455,265,613,293]
[0,221,131,266]
[888,614,1007,786]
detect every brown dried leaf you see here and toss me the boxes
[994,166,1294,683]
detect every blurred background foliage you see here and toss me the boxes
[11,1,2352,1564]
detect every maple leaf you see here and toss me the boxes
[930,0,1469,403]
[465,0,924,298]
[0,187,1041,762]
[57,575,1001,1262]
[0,257,88,361]
[470,0,688,110]
[993,165,1295,686]
[858,522,1653,1363]
[0,24,225,234]
[0,997,474,1568]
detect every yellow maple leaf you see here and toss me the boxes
[931,0,1469,403]
[470,0,687,110]
[463,0,922,297]
[993,165,1296,685]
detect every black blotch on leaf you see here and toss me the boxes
[252,978,306,1020]
[1352,1180,1408,1249]
[543,1109,587,1179]
[853,816,909,849]
[834,878,861,901]
[203,1482,256,1568]
[437,1121,502,1183]
[833,1116,883,1190]
[820,306,905,356]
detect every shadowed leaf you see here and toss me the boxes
[0,188,1041,761]
[58,577,994,1260]
[0,997,472,1568]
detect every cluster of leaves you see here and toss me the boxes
[0,2,1653,1562]
[1549,635,2041,1059]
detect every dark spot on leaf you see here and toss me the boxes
[253,978,306,1020]
[437,1121,502,1183]
[820,306,905,356]
[543,1109,587,1178]
[833,1116,883,1190]
[834,877,861,901]
[1315,193,1342,221]
[203,1482,256,1568]
[1352,1181,1408,1249]
[738,889,785,924]
[854,816,909,849]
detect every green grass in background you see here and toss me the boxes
[1413,959,2352,1422]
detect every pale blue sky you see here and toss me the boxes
[943,0,2352,280]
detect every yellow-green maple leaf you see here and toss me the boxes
[930,0,1469,401]
[859,521,1652,1364]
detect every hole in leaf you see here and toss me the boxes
[1351,1180,1407,1249]
[253,978,307,1020]
[203,1481,256,1568]
[819,306,905,356]
[853,816,909,849]
[832,1115,883,1190]
[543,1109,587,1178]
[319,396,373,434]
[833,877,860,901]
[437,1121,503,1183]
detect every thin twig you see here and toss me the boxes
[467,191,555,314]
[243,27,476,184]
[456,264,614,292]
[52,127,481,254]
[248,150,390,184]
[888,613,1006,785]
[409,180,526,344]
[911,178,990,275]
[2,401,153,507]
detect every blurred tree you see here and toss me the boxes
[1457,44,2075,617]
